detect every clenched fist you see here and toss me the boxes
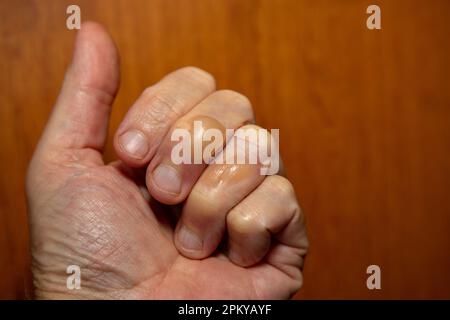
[26,22,308,299]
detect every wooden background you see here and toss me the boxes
[1,0,449,299]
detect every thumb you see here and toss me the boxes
[39,21,120,156]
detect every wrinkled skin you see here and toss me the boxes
[26,22,308,299]
[27,152,304,299]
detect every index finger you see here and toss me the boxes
[113,67,215,167]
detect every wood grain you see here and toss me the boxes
[0,0,449,299]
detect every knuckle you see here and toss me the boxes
[227,207,259,236]
[267,175,296,199]
[176,66,216,91]
[235,124,272,147]
[138,91,181,130]
[266,176,304,220]
[213,90,254,121]
[141,85,156,99]
[238,124,266,135]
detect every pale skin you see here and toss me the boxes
[26,22,309,299]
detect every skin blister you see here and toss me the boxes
[27,22,308,299]
[174,138,269,260]
[145,97,253,204]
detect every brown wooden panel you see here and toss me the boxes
[0,0,449,299]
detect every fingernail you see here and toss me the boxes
[152,164,182,195]
[119,130,149,159]
[178,225,203,251]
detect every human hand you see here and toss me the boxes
[26,22,308,299]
